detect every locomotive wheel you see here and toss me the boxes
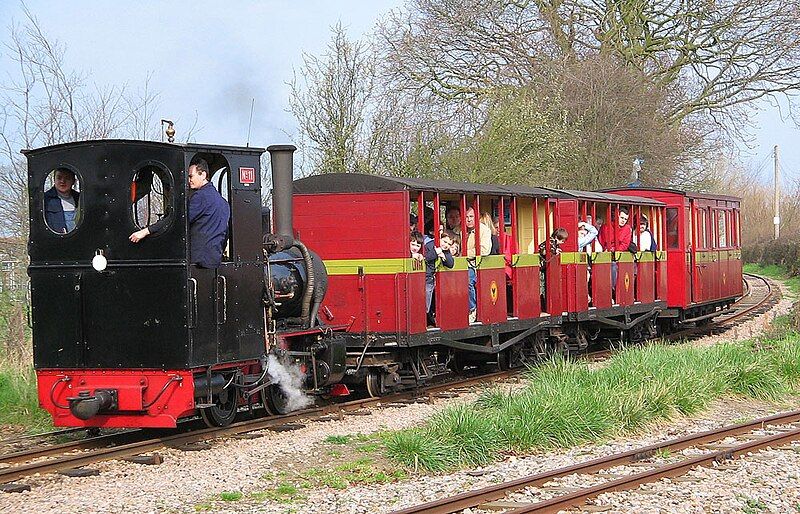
[365,370,381,398]
[200,388,238,427]
[266,384,291,415]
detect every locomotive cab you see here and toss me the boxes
[26,140,269,427]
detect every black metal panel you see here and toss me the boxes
[226,153,264,262]
[30,270,82,369]
[189,267,218,366]
[216,262,265,364]
[80,267,189,368]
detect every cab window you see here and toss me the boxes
[43,168,82,235]
[131,164,174,232]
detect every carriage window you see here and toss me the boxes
[666,208,678,249]
[131,165,173,231]
[43,168,82,235]
[718,211,727,248]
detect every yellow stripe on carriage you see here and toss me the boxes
[512,253,541,267]
[437,257,470,272]
[590,252,613,264]
[475,255,506,270]
[323,258,424,275]
[559,252,589,265]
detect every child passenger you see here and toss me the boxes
[424,230,456,326]
[410,231,425,261]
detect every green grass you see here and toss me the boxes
[250,482,305,503]
[324,434,351,445]
[0,356,51,430]
[744,263,800,295]
[0,294,51,431]
[385,336,800,472]
[218,491,243,501]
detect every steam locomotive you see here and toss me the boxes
[27,139,742,428]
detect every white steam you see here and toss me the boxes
[267,354,314,412]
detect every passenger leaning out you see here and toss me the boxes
[577,221,599,253]
[410,230,425,262]
[423,230,456,326]
[465,208,492,323]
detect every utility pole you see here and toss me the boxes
[774,145,780,240]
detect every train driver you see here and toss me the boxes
[129,158,231,269]
[44,168,80,234]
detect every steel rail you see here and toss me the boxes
[391,409,800,514]
[0,370,515,484]
[667,274,776,341]
[509,426,800,513]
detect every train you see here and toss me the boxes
[25,139,742,428]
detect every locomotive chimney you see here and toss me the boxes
[267,144,297,237]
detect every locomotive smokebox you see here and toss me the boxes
[268,144,297,237]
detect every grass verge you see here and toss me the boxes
[385,336,800,472]
[0,353,50,430]
[744,262,800,296]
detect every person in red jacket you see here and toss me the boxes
[598,207,632,251]
[598,207,633,303]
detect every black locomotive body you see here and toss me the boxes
[28,140,338,427]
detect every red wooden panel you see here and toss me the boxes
[666,251,688,307]
[293,192,408,259]
[478,267,508,323]
[435,269,470,330]
[322,274,422,334]
[656,258,668,302]
[574,263,589,312]
[732,250,743,296]
[615,261,636,306]
[406,272,427,334]
[636,260,656,303]
[512,265,541,319]
[591,260,613,309]
[545,255,563,314]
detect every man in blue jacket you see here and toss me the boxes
[44,169,80,233]
[129,158,230,268]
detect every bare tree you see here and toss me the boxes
[289,22,376,174]
[380,0,800,130]
[0,7,162,261]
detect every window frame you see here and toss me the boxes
[42,165,83,237]
[129,160,176,236]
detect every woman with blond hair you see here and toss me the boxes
[480,212,500,255]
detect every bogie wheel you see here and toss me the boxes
[365,370,381,398]
[200,387,239,427]
[498,345,524,370]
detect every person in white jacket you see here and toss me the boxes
[578,221,599,252]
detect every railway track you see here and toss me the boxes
[666,273,778,341]
[391,409,800,514]
[0,370,517,486]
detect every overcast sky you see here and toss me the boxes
[0,1,797,185]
